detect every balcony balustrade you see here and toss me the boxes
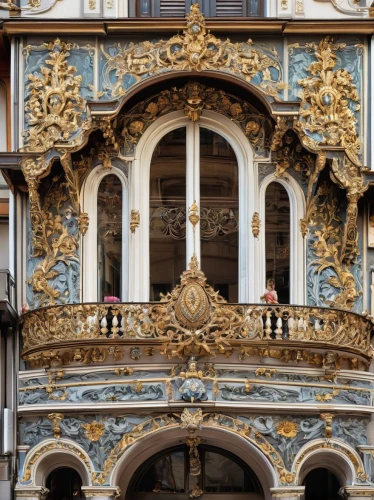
[21,301,373,365]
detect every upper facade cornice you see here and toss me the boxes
[2,19,374,35]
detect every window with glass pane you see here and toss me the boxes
[200,128,239,302]
[130,445,262,497]
[265,183,290,304]
[150,128,186,300]
[97,174,122,301]
[135,451,185,493]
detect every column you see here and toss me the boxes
[270,486,305,500]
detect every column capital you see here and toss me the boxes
[342,486,374,499]
[270,486,305,500]
[15,486,49,500]
[81,486,121,500]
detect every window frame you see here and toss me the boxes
[259,174,306,305]
[130,110,256,303]
[81,162,129,302]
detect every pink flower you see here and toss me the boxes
[104,296,121,303]
[21,304,29,314]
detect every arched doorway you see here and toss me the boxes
[303,468,341,500]
[126,444,264,499]
[46,467,84,500]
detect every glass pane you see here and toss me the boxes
[97,174,122,302]
[150,128,186,300]
[265,183,290,304]
[204,451,246,493]
[136,451,185,492]
[200,128,238,302]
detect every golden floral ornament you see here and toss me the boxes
[276,421,298,438]
[82,420,105,441]
[100,4,284,100]
[23,39,89,152]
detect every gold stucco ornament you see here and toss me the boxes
[82,421,105,441]
[276,421,299,438]
[23,39,88,152]
[296,37,361,165]
[100,3,283,99]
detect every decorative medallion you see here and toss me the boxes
[175,281,210,330]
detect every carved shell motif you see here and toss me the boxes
[175,281,210,329]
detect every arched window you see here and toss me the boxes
[81,163,129,303]
[303,467,341,500]
[149,124,239,301]
[265,182,290,304]
[97,174,123,302]
[128,445,263,499]
[46,467,83,500]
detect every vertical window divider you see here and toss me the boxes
[186,121,201,268]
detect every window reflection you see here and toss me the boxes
[150,128,186,300]
[131,445,262,497]
[136,451,185,492]
[200,128,239,302]
[97,174,122,302]
[265,183,290,304]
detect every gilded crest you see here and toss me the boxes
[175,281,210,329]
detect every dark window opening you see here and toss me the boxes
[303,467,341,500]
[46,467,84,500]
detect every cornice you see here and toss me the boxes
[3,21,106,35]
[2,18,374,36]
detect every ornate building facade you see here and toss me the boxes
[1,1,374,499]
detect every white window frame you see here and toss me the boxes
[259,174,306,305]
[129,110,257,302]
[81,161,129,302]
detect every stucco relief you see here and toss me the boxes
[18,412,369,486]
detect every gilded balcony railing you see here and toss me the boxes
[21,259,374,365]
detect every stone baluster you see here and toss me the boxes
[265,310,272,339]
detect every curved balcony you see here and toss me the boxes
[21,268,374,368]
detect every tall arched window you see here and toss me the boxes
[97,174,123,301]
[81,163,129,303]
[149,124,239,301]
[265,182,290,304]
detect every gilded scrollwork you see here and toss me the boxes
[23,39,90,153]
[21,256,373,363]
[100,4,284,101]
[120,81,272,156]
[295,37,362,165]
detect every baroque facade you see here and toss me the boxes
[1,0,374,499]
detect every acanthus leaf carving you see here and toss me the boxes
[100,4,284,101]
[23,39,89,153]
[295,37,362,165]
